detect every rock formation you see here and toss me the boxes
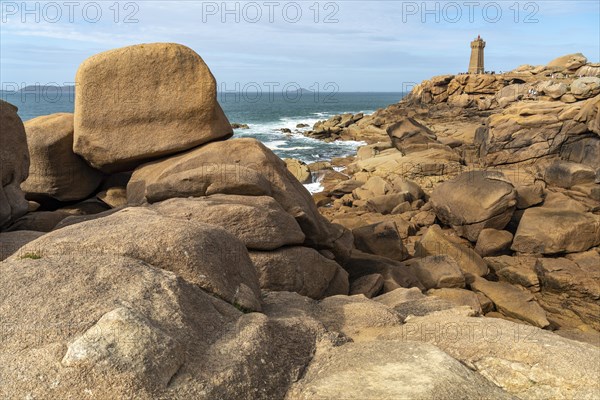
[22,113,103,202]
[308,52,600,348]
[0,100,30,229]
[2,46,600,399]
[73,43,233,172]
[430,170,517,241]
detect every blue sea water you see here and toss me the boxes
[1,89,404,164]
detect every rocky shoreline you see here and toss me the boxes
[298,52,600,339]
[1,45,599,399]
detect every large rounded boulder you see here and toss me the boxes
[431,170,517,242]
[0,100,30,229]
[127,138,350,254]
[15,207,262,311]
[22,113,103,202]
[150,195,306,250]
[73,43,233,173]
[0,252,320,399]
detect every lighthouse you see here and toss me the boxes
[468,35,485,74]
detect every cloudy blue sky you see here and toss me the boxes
[1,0,598,91]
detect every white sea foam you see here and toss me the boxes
[304,181,325,194]
[231,108,376,164]
[279,146,313,151]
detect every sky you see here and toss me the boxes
[1,0,599,91]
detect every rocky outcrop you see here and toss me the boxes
[15,207,262,311]
[5,45,600,399]
[305,52,600,348]
[484,255,540,291]
[471,277,550,328]
[407,255,466,290]
[287,340,514,400]
[512,207,600,254]
[431,171,517,241]
[403,53,598,112]
[386,117,438,152]
[304,54,600,163]
[475,228,513,257]
[407,73,507,110]
[547,53,588,72]
[0,253,321,399]
[74,43,233,172]
[345,250,423,292]
[374,287,465,319]
[284,158,311,183]
[352,220,409,261]
[249,247,348,299]
[477,96,600,168]
[544,159,597,188]
[306,113,364,141]
[1,100,29,229]
[393,313,600,399]
[535,254,600,330]
[571,77,600,99]
[350,146,463,183]
[22,113,103,202]
[415,225,488,280]
[150,195,305,250]
[127,138,347,254]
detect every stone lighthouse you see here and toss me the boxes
[468,35,485,74]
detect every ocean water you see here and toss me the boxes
[2,90,403,164]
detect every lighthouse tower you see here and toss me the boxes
[468,35,485,74]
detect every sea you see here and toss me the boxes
[2,89,404,191]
